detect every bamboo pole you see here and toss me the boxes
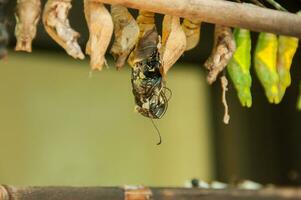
[1,185,301,200]
[98,0,301,38]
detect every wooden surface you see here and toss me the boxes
[1,186,301,200]
[98,0,301,38]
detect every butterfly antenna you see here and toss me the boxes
[150,118,162,145]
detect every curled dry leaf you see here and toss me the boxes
[160,15,186,75]
[110,5,139,70]
[0,0,9,59]
[204,25,236,84]
[15,0,41,52]
[182,18,201,51]
[84,0,113,71]
[43,0,84,60]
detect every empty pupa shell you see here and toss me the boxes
[110,5,139,69]
[15,0,41,52]
[161,15,186,75]
[182,18,201,51]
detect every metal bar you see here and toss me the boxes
[1,185,301,200]
[98,0,301,38]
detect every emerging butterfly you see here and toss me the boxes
[129,11,169,119]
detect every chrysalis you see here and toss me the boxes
[110,5,139,70]
[276,35,298,101]
[182,18,201,51]
[160,15,186,75]
[254,32,280,104]
[227,28,252,108]
[43,0,84,59]
[276,11,300,101]
[0,0,9,59]
[204,25,236,84]
[15,0,41,52]
[84,0,113,70]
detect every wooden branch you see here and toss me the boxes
[98,0,301,38]
[1,185,301,200]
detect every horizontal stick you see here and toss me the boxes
[1,185,301,200]
[99,0,301,38]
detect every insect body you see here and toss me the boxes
[43,0,84,60]
[0,0,9,59]
[15,0,41,52]
[227,28,252,107]
[84,0,113,70]
[254,32,280,104]
[204,25,236,84]
[160,15,186,75]
[182,18,201,51]
[129,11,168,119]
[110,5,139,70]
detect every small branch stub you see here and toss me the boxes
[124,186,152,200]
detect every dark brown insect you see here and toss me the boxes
[130,27,169,119]
[0,0,9,59]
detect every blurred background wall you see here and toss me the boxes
[1,0,301,187]
[0,51,214,186]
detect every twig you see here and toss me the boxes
[98,0,301,38]
[2,185,301,200]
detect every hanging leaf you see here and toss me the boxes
[227,28,252,107]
